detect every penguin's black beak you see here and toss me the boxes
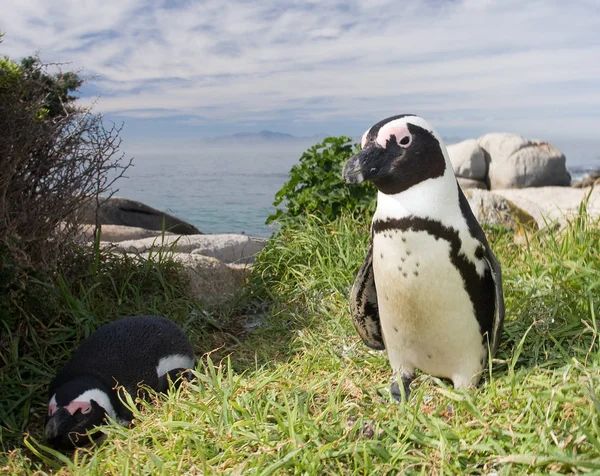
[342,147,383,184]
[45,408,94,450]
[45,408,70,441]
[45,402,109,451]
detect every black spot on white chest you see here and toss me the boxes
[373,229,429,278]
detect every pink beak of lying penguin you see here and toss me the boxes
[342,114,505,401]
[45,315,195,450]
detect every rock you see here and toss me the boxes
[189,235,267,264]
[464,189,538,230]
[115,233,267,264]
[447,139,488,181]
[77,196,201,235]
[492,186,600,228]
[477,133,571,189]
[77,224,173,243]
[132,252,249,305]
[457,177,488,190]
[174,254,248,305]
[572,171,600,188]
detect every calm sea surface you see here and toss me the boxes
[114,139,600,237]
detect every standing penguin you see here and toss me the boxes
[342,114,504,401]
[45,315,195,450]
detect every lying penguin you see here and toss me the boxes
[45,315,195,450]
[342,114,504,401]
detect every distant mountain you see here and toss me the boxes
[206,130,467,146]
[207,130,317,144]
[231,130,296,141]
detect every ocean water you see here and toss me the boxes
[114,140,600,238]
[113,142,316,237]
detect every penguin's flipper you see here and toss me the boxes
[349,242,385,350]
[457,185,505,355]
[483,250,505,355]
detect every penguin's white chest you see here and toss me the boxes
[372,228,486,387]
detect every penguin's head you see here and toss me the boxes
[45,377,115,451]
[342,114,452,195]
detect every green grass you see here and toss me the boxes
[2,207,599,474]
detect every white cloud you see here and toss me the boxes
[2,0,600,138]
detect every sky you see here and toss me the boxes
[2,0,600,154]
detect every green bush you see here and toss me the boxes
[0,53,130,269]
[267,136,376,225]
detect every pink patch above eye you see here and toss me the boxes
[376,123,411,149]
[48,403,57,416]
[66,401,92,415]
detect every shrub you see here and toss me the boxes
[267,136,376,225]
[0,54,131,269]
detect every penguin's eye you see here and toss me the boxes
[81,404,92,414]
[399,135,411,147]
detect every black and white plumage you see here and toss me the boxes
[45,315,195,450]
[342,114,504,400]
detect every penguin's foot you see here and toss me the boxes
[391,373,415,402]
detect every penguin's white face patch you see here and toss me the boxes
[65,388,116,419]
[156,354,195,378]
[48,394,57,416]
[360,129,370,149]
[375,122,412,149]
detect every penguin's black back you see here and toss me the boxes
[50,315,195,398]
